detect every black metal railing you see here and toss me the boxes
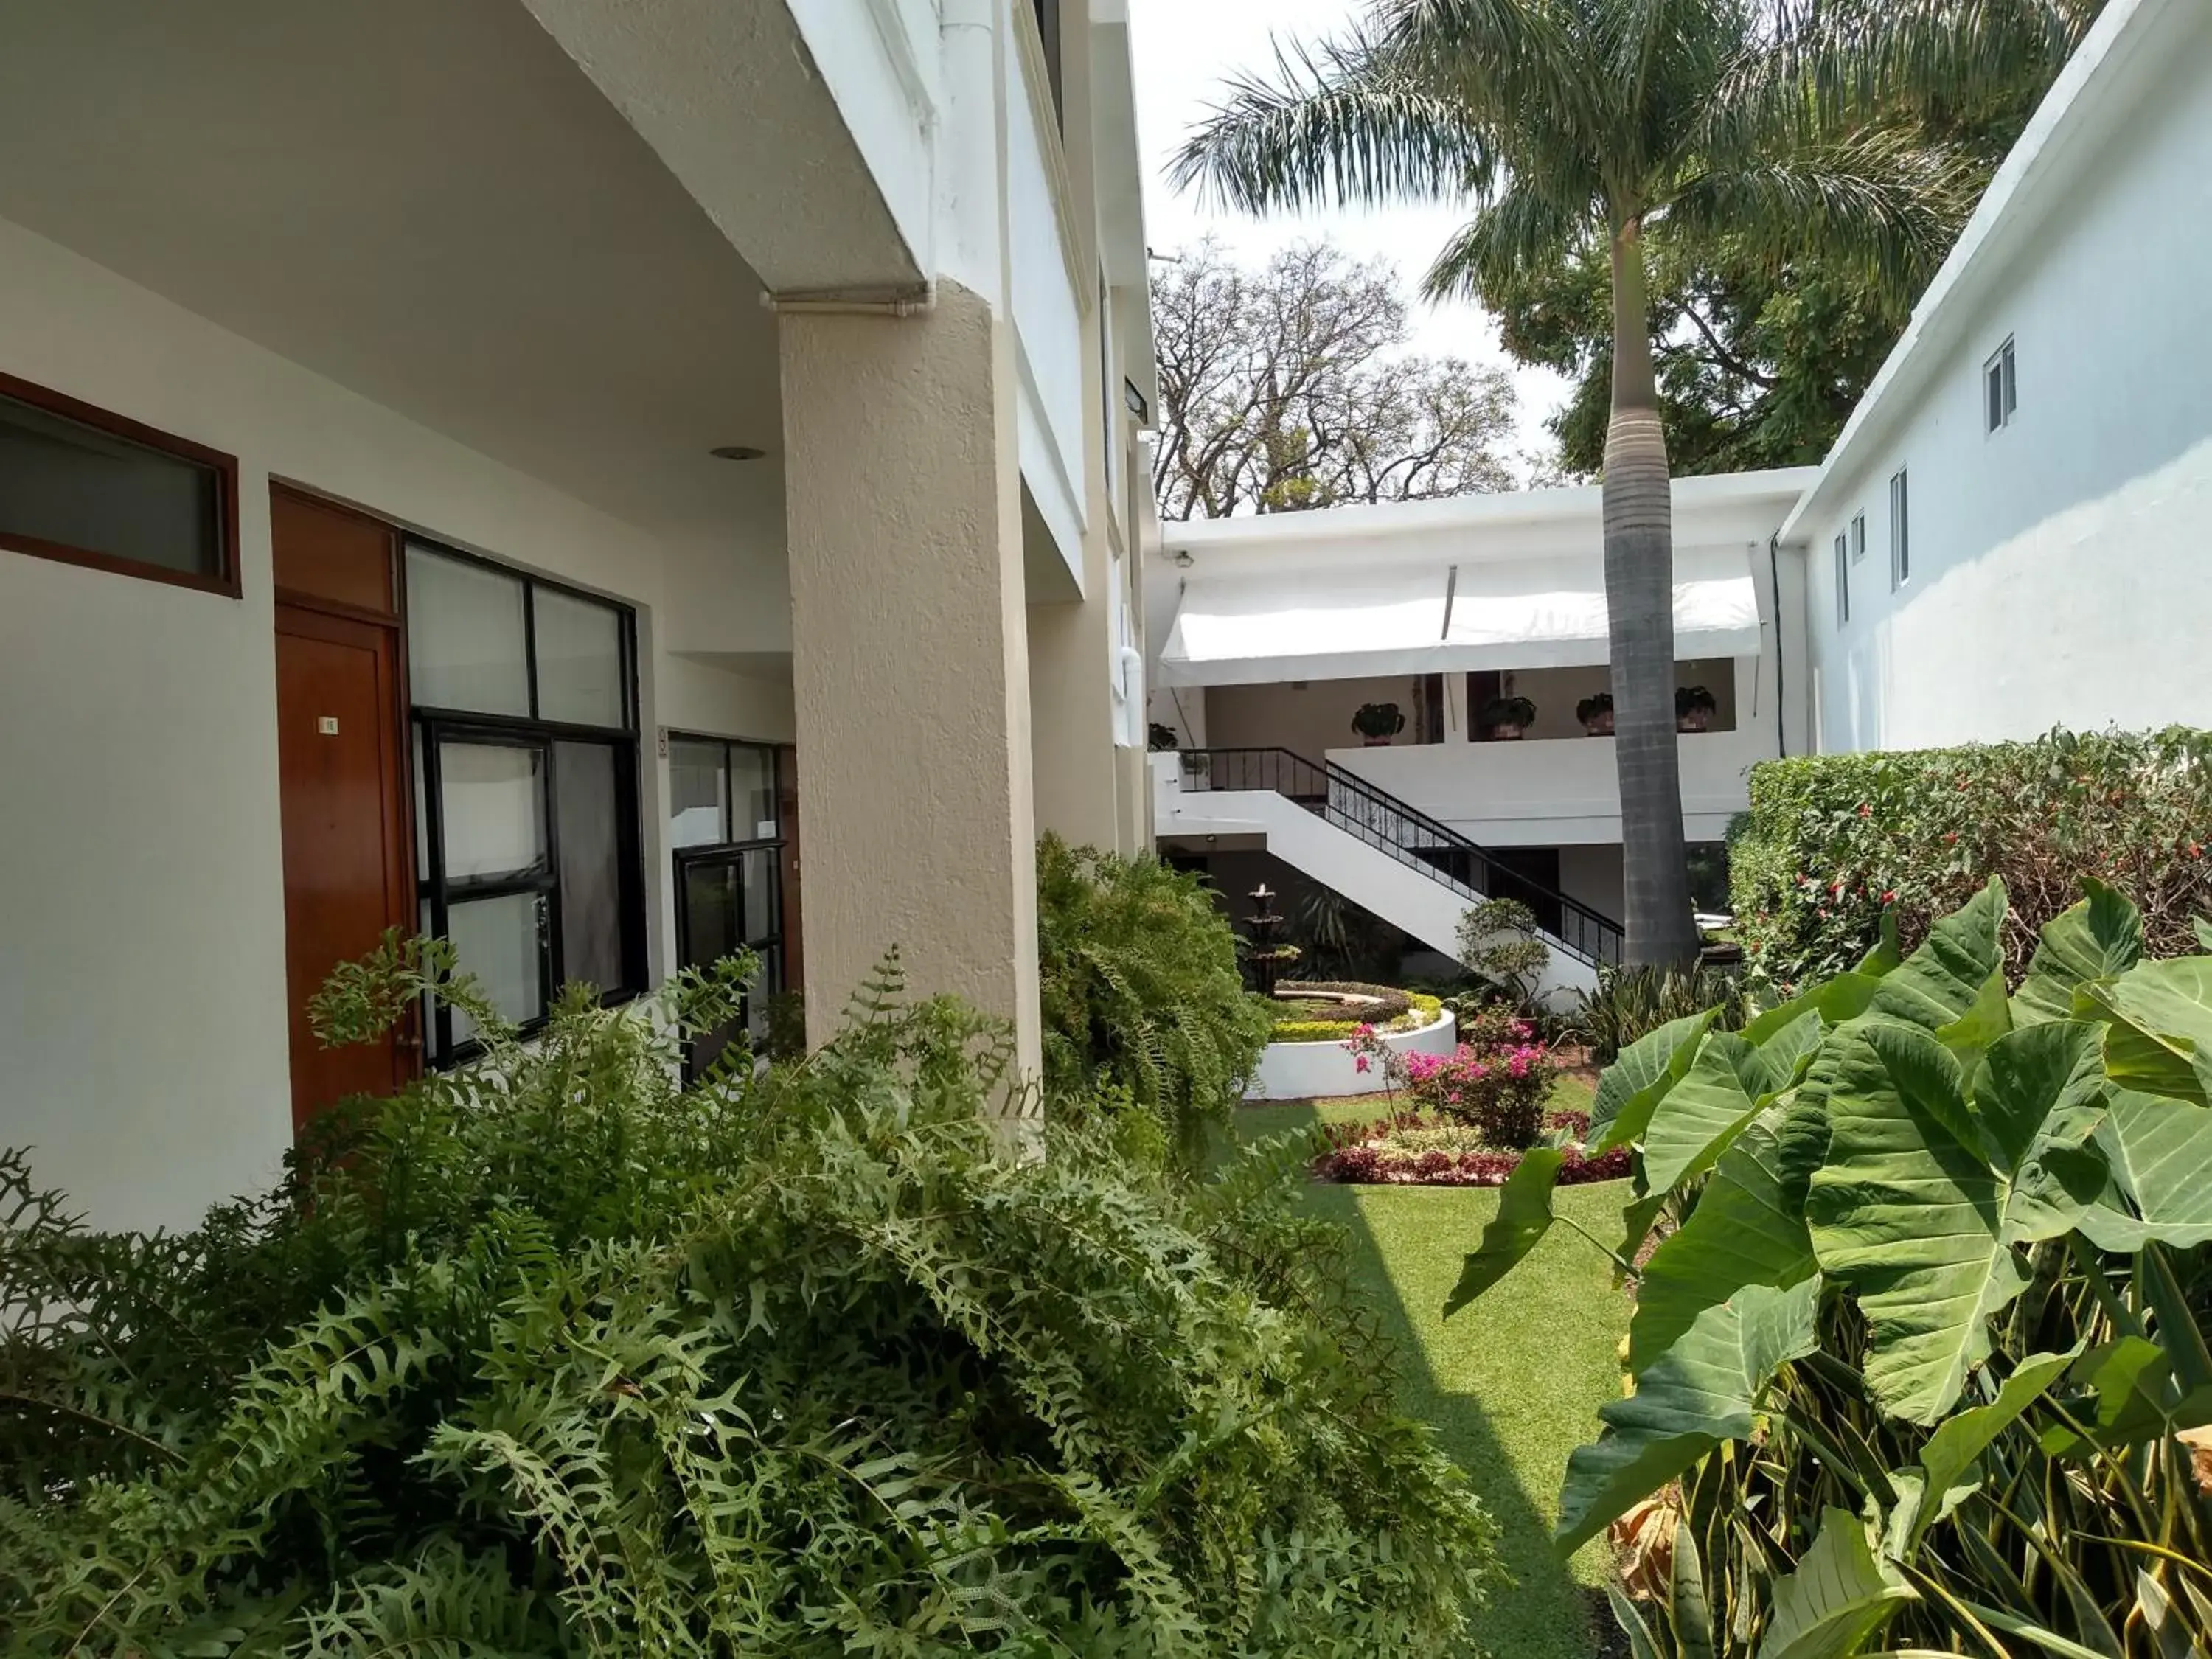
[1179,746,1625,967]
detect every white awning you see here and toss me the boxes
[1155,546,1762,687]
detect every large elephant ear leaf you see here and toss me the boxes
[1640,1033,1769,1195]
[2078,1091,2212,1250]
[1556,1278,1820,1554]
[1590,1011,1716,1154]
[2015,879,2144,1026]
[1857,910,1903,978]
[2080,956,2212,1106]
[1630,1105,1820,1370]
[1755,1509,1916,1659]
[2039,1336,2212,1457]
[1809,1026,2029,1425]
[1896,1346,2079,1554]
[1443,1149,1563,1316]
[1865,877,2008,1033]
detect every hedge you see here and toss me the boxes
[1729,726,2212,991]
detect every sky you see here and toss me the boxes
[1124,0,1572,473]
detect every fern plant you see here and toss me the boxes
[1036,833,1275,1165]
[1,939,1495,1655]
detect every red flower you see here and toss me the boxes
[1882,889,1897,904]
[1857,803,1872,818]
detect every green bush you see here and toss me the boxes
[1452,879,2212,1656]
[0,942,1498,1655]
[1037,834,1274,1162]
[1731,727,2212,993]
[1567,963,1750,1062]
[1267,984,1441,1043]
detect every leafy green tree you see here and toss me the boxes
[1172,0,2093,967]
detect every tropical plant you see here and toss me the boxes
[1148,720,1181,751]
[1731,726,2212,994]
[1457,895,1551,1008]
[1479,694,1537,737]
[1448,877,2212,1655]
[1407,1028,1556,1149]
[1352,701,1406,741]
[0,941,1501,1655]
[1290,886,1402,981]
[1674,684,1718,732]
[1576,692,1615,734]
[1172,0,2096,968]
[1036,833,1274,1165]
[1569,961,1752,1062]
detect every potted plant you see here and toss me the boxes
[1481,694,1537,740]
[1351,702,1406,745]
[1575,692,1614,736]
[1147,721,1180,752]
[1675,684,1718,733]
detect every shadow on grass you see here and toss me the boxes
[1225,1097,1630,1659]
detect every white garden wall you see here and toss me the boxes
[1248,1010,1457,1102]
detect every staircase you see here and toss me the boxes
[1157,747,1623,997]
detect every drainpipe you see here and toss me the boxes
[759,282,937,319]
[1767,533,1787,757]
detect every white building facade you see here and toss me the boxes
[0,0,1158,1231]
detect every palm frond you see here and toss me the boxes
[1421,181,1596,305]
[1170,30,1493,215]
[1661,126,1983,306]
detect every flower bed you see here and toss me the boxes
[1267,981,1437,1043]
[1248,997,1454,1100]
[1315,1108,1630,1188]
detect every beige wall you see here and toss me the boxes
[779,282,1043,1083]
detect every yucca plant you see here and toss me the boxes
[1450,878,2212,1655]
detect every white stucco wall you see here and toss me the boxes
[1798,1,2212,751]
[0,215,782,1233]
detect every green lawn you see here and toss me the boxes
[1229,1081,1630,1659]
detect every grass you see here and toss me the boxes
[1228,1075,1630,1659]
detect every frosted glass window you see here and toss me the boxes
[554,742,623,994]
[0,392,225,581]
[669,740,727,848]
[440,742,546,880]
[534,586,625,728]
[731,745,776,840]
[448,893,545,1041]
[407,546,529,714]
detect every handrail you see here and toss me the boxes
[1178,746,1624,967]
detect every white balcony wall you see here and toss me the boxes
[1792,0,2212,752]
[785,0,941,271]
[1334,724,1771,849]
[1004,0,1088,589]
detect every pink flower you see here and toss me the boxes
[1354,1055,1371,1074]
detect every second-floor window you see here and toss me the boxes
[1032,0,1064,128]
[1986,337,2018,432]
[1889,469,1912,589]
[1834,532,1850,627]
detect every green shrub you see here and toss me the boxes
[1567,963,1750,1062]
[1451,878,2212,1656]
[1456,897,1551,1009]
[1731,727,2212,993]
[0,944,1499,1655]
[1037,834,1274,1163]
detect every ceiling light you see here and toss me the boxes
[710,445,767,462]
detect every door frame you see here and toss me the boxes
[271,483,421,1118]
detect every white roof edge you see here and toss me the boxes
[1776,0,2173,544]
[1164,465,1820,551]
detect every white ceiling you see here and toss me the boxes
[0,0,786,551]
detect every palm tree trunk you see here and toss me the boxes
[1603,218,1699,969]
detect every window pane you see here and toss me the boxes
[554,741,625,995]
[669,740,728,848]
[440,741,546,880]
[1988,363,2005,431]
[740,846,779,945]
[448,892,545,1039]
[534,586,625,728]
[681,860,743,969]
[406,546,530,714]
[746,947,782,1042]
[732,745,776,840]
[0,392,222,577]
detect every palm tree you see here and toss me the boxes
[1173,0,2093,967]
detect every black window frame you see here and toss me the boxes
[666,733,788,1077]
[405,538,646,1067]
[0,368,241,599]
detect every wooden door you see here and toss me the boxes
[276,606,411,1128]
